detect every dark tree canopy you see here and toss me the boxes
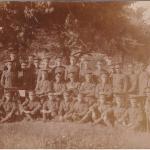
[0,1,149,63]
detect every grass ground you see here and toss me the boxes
[0,121,150,148]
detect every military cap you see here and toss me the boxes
[5,59,13,63]
[128,94,140,102]
[21,60,28,65]
[113,93,125,97]
[97,61,103,65]
[63,90,71,96]
[34,57,40,62]
[4,90,13,95]
[68,67,77,74]
[99,91,107,96]
[28,91,36,96]
[9,50,17,55]
[55,67,64,74]
[85,70,92,74]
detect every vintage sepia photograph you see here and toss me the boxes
[0,0,150,149]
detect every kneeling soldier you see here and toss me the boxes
[20,91,41,121]
[42,91,59,122]
[58,90,74,121]
[66,93,89,122]
[113,93,127,127]
[0,91,17,123]
[93,92,113,127]
[124,95,145,131]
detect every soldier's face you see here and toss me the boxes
[115,97,123,107]
[98,95,106,104]
[130,99,137,107]
[145,92,150,97]
[7,63,12,70]
[77,95,83,102]
[96,63,102,70]
[5,94,11,100]
[34,61,39,68]
[69,73,75,80]
[48,95,53,100]
[29,95,35,101]
[101,74,108,82]
[56,59,61,66]
[55,74,61,81]
[21,64,27,69]
[28,56,33,63]
[85,74,91,81]
[10,54,16,61]
[115,67,121,73]
[64,95,69,102]
[70,58,76,65]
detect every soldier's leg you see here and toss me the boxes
[80,111,92,123]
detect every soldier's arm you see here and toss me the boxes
[1,103,16,123]
[123,75,128,93]
[30,103,41,115]
[128,75,138,92]
[0,72,5,87]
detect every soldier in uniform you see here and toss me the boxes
[42,91,59,122]
[51,57,66,81]
[112,64,128,94]
[124,95,145,131]
[20,91,41,121]
[1,60,18,90]
[18,61,35,90]
[0,91,17,123]
[58,90,74,121]
[95,72,112,100]
[64,93,89,122]
[80,92,113,127]
[138,63,150,96]
[79,70,96,106]
[66,70,80,96]
[144,87,150,132]
[35,69,53,97]
[65,56,79,81]
[53,70,66,101]
[126,64,138,94]
[94,61,108,82]
[113,93,127,128]
[4,50,21,72]
[37,56,51,83]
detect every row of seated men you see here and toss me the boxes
[1,87,150,133]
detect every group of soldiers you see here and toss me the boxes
[1,50,150,132]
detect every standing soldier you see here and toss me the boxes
[112,64,128,94]
[139,64,150,96]
[66,70,80,96]
[94,61,108,82]
[35,69,53,96]
[18,61,35,90]
[95,72,112,100]
[51,57,66,81]
[79,70,96,106]
[42,91,59,122]
[53,70,66,101]
[4,50,21,72]
[126,64,138,94]
[124,95,145,131]
[65,56,79,81]
[1,60,18,90]
[0,91,17,123]
[20,91,41,121]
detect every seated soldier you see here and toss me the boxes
[64,93,89,122]
[35,69,53,96]
[58,90,74,122]
[20,91,41,121]
[79,70,96,106]
[113,93,127,128]
[0,91,17,123]
[124,95,145,131]
[41,91,59,122]
[93,92,113,127]
[66,71,80,96]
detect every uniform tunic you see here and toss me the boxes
[1,70,18,89]
[112,73,128,94]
